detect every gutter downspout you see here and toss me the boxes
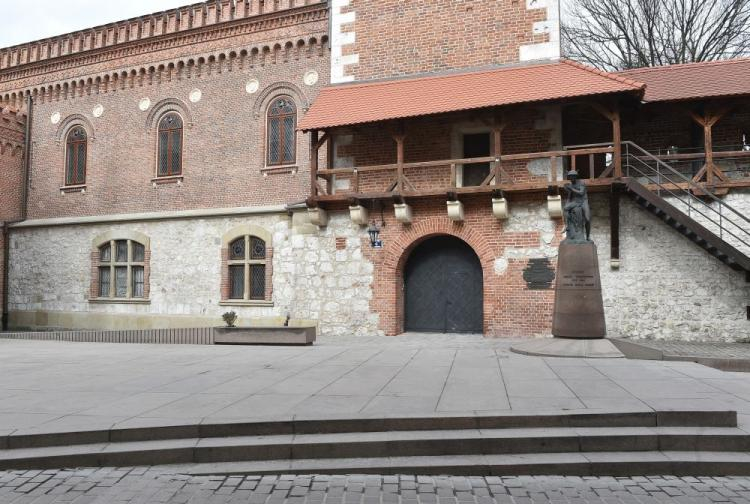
[2,223,10,330]
[22,94,32,220]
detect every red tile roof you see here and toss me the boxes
[299,60,644,131]
[618,59,750,102]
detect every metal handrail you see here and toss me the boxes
[623,156,750,249]
[622,141,750,226]
[621,142,750,249]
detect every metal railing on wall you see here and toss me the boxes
[0,327,215,345]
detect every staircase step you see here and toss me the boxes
[177,451,750,477]
[5,410,735,450]
[0,427,747,471]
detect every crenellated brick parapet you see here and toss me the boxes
[0,0,326,73]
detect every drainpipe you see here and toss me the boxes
[22,94,33,220]
[1,223,9,330]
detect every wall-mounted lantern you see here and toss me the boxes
[367,221,383,249]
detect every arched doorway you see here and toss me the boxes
[404,236,483,333]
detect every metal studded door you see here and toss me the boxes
[404,236,483,333]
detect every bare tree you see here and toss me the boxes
[562,0,750,70]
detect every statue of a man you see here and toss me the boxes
[562,170,591,243]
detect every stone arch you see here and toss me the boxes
[221,224,273,247]
[371,217,496,336]
[56,113,95,144]
[145,97,193,131]
[92,229,151,252]
[252,81,308,119]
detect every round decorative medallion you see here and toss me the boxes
[50,112,61,125]
[92,104,104,118]
[245,79,260,94]
[303,70,319,86]
[189,88,202,103]
[138,98,151,111]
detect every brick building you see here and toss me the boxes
[0,0,748,341]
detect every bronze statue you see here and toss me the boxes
[562,170,591,243]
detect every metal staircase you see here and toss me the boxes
[620,141,750,275]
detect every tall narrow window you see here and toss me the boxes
[98,239,147,299]
[227,235,267,301]
[267,97,296,166]
[157,112,183,177]
[65,127,87,186]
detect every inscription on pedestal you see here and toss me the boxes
[561,271,596,288]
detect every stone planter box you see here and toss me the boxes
[214,326,316,346]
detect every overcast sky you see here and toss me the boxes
[0,1,191,48]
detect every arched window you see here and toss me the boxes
[97,239,147,299]
[267,97,296,166]
[65,126,87,186]
[157,112,183,177]
[228,235,268,301]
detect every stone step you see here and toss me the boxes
[176,451,750,477]
[3,410,737,450]
[0,426,747,471]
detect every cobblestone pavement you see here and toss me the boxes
[2,469,750,503]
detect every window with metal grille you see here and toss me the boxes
[267,97,296,166]
[157,113,183,177]
[227,236,267,301]
[98,240,147,299]
[65,127,87,186]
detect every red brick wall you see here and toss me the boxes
[0,108,25,223]
[334,108,554,195]
[0,2,329,220]
[341,0,551,81]
[21,47,329,220]
[362,197,563,337]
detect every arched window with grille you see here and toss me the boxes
[267,97,296,166]
[227,235,268,301]
[65,126,87,186]
[157,112,183,177]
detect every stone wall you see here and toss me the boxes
[6,210,380,337]
[7,193,749,341]
[593,194,749,342]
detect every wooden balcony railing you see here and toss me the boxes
[313,145,617,202]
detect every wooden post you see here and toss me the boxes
[612,108,622,178]
[310,130,319,198]
[704,119,715,185]
[610,183,622,266]
[690,105,730,186]
[395,134,405,193]
[326,132,335,195]
[492,112,505,185]
[589,102,622,178]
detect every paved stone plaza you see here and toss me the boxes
[0,335,749,436]
[2,469,750,503]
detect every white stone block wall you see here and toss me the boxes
[7,212,380,337]
[592,194,750,342]
[7,193,749,341]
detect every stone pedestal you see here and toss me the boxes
[552,241,606,339]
